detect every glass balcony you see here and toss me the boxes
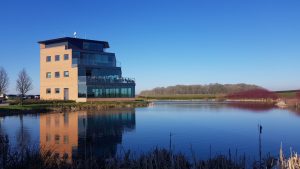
[78,76,135,85]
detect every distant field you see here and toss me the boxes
[275,90,300,99]
[139,90,300,100]
[138,94,225,100]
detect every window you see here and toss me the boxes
[63,153,69,159]
[55,88,60,94]
[46,72,51,78]
[64,113,69,126]
[55,72,60,78]
[86,69,92,76]
[83,42,104,51]
[64,71,69,77]
[72,51,80,66]
[46,88,51,94]
[55,116,59,127]
[64,54,69,60]
[46,56,51,62]
[55,55,60,61]
[64,135,69,144]
[78,84,87,98]
[46,116,51,127]
[128,88,132,97]
[46,134,51,142]
[55,135,60,144]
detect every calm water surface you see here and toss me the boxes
[0,101,300,160]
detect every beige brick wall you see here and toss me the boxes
[40,45,78,100]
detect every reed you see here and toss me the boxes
[0,137,277,169]
[279,145,300,169]
[2,133,300,169]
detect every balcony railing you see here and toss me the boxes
[72,59,116,67]
[79,76,135,84]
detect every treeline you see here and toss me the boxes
[140,83,261,96]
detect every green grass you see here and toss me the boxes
[0,104,52,110]
[0,100,149,116]
[275,91,298,99]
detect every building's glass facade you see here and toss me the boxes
[73,41,135,98]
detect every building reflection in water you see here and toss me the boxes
[40,108,135,161]
[40,112,79,162]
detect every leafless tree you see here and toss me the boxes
[0,67,9,95]
[16,69,33,98]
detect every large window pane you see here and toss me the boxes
[78,84,87,98]
[83,42,104,51]
[85,86,134,98]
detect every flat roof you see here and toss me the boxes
[38,37,109,48]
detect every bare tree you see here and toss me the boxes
[16,69,33,99]
[0,67,9,95]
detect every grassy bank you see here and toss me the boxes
[0,100,149,116]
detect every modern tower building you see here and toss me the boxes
[39,37,135,102]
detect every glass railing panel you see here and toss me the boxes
[83,76,135,84]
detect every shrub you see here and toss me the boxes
[296,92,300,99]
[226,89,278,100]
[227,102,275,112]
[9,99,75,105]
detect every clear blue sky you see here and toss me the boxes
[0,0,299,94]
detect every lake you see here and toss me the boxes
[0,101,300,161]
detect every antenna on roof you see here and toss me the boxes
[73,32,77,38]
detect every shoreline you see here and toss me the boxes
[147,98,300,109]
[0,100,149,116]
[1,98,299,117]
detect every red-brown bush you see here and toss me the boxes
[226,88,278,100]
[296,92,300,99]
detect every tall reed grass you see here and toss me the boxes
[279,145,300,169]
[1,134,300,169]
